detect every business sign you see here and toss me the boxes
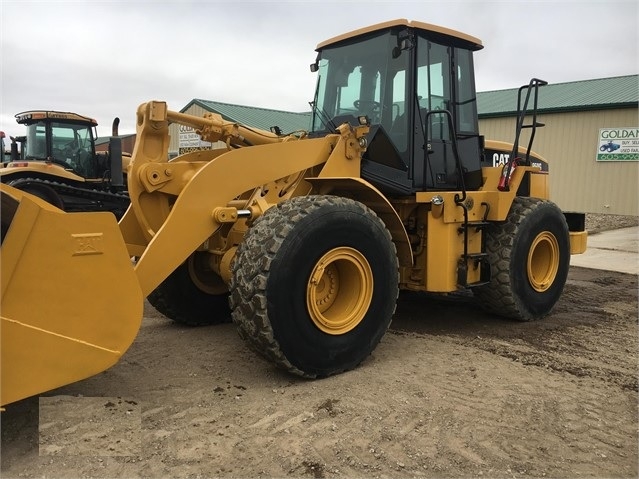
[596,127,639,161]
[178,125,213,154]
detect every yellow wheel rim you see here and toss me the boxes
[527,232,560,292]
[307,247,374,335]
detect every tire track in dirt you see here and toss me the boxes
[1,268,637,478]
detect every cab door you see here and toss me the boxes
[413,37,482,191]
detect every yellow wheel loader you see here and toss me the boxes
[0,19,587,406]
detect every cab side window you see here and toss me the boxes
[416,39,452,141]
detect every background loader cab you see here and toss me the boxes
[310,21,483,195]
[0,111,129,217]
[18,111,98,176]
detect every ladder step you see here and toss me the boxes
[464,252,488,260]
[458,221,491,233]
[466,280,490,288]
[457,255,491,288]
[469,221,491,228]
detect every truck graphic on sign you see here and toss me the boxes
[597,128,639,161]
[599,141,621,152]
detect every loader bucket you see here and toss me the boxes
[1,184,143,406]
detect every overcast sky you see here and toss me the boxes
[1,0,637,137]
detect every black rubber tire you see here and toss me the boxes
[147,252,231,326]
[474,196,571,321]
[229,195,399,378]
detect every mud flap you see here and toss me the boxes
[1,185,143,406]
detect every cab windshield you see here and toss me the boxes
[311,31,405,136]
[24,120,95,176]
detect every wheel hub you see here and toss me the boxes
[527,232,560,292]
[307,247,373,335]
[188,253,227,295]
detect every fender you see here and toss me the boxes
[305,176,413,268]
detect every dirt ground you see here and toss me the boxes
[2,261,637,479]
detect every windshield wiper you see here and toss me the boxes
[309,101,338,133]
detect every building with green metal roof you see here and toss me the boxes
[478,75,637,216]
[169,74,638,215]
[477,75,638,117]
[172,75,637,135]
[183,99,312,134]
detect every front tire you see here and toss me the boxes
[474,197,570,321]
[230,195,399,377]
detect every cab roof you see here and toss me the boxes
[316,18,483,52]
[15,110,98,126]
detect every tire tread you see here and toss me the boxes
[475,196,569,321]
[230,195,398,377]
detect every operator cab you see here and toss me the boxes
[16,111,99,178]
[310,19,484,195]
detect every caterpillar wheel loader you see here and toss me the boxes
[0,110,130,219]
[0,19,587,407]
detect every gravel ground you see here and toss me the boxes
[585,213,638,233]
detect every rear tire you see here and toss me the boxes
[230,195,399,377]
[147,252,231,326]
[474,197,570,321]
